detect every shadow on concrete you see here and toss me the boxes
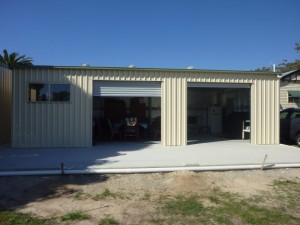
[0,140,160,171]
[187,134,246,145]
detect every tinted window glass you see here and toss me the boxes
[290,111,300,119]
[28,83,49,102]
[50,84,70,101]
[280,111,289,119]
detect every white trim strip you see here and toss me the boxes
[1,163,300,176]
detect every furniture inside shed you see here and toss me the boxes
[92,96,161,143]
[187,87,250,143]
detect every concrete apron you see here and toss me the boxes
[1,140,300,176]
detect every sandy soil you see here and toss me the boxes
[0,168,299,224]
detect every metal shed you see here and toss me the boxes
[0,63,12,144]
[11,66,280,148]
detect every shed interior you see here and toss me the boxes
[93,96,161,143]
[187,88,250,143]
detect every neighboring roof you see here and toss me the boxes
[280,69,300,82]
[12,64,277,76]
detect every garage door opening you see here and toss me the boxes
[92,81,161,144]
[187,83,251,144]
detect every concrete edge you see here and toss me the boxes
[0,163,300,176]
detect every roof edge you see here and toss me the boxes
[0,62,9,69]
[12,64,278,75]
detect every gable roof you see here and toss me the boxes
[280,69,300,82]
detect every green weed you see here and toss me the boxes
[93,188,116,201]
[0,210,47,225]
[163,195,204,216]
[73,190,90,200]
[99,216,119,225]
[60,211,90,221]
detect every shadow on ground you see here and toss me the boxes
[0,174,108,210]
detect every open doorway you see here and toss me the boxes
[187,86,250,144]
[92,81,162,144]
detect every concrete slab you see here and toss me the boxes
[1,139,300,174]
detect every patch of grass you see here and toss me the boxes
[99,216,119,225]
[158,186,300,225]
[73,190,90,200]
[140,193,151,201]
[93,188,116,201]
[208,195,221,204]
[60,211,90,221]
[0,210,47,225]
[210,191,300,225]
[272,179,300,209]
[149,218,165,225]
[93,188,131,201]
[163,195,204,216]
[101,188,113,198]
[273,179,298,186]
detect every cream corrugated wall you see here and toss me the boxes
[162,76,187,146]
[12,68,92,148]
[12,67,279,147]
[251,78,280,144]
[0,65,12,144]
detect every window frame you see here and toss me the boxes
[28,83,50,102]
[288,91,300,103]
[28,83,71,103]
[50,83,71,102]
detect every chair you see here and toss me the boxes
[124,117,139,140]
[242,120,250,140]
[107,118,122,140]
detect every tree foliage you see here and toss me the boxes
[295,41,300,53]
[255,41,300,73]
[0,49,33,68]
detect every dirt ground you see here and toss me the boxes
[0,168,299,225]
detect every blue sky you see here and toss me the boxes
[0,0,299,70]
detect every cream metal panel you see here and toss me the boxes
[12,67,279,147]
[162,77,187,146]
[12,68,92,148]
[280,81,300,109]
[250,78,280,144]
[0,65,12,144]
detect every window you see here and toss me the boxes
[291,111,300,119]
[28,83,70,102]
[280,111,289,120]
[28,83,49,102]
[50,84,70,101]
[288,91,300,103]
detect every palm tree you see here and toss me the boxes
[0,49,33,68]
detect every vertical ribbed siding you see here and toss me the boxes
[12,68,279,147]
[0,65,12,144]
[251,78,279,144]
[12,68,92,148]
[162,76,187,146]
[186,72,279,145]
